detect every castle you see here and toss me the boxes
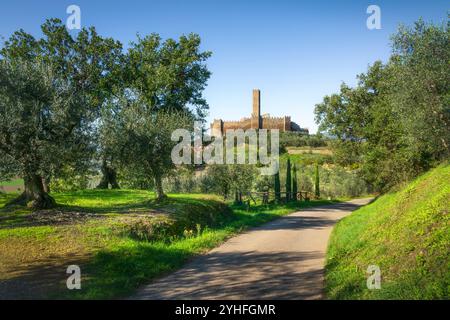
[210,89,308,136]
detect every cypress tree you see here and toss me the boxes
[314,163,320,198]
[274,171,281,203]
[292,164,298,201]
[286,158,292,201]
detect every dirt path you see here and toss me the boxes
[131,198,372,300]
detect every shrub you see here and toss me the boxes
[51,174,91,192]
[120,201,231,242]
[120,216,179,242]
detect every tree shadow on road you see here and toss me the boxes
[134,250,325,300]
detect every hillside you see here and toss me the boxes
[326,164,449,299]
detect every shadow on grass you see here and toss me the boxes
[55,191,227,216]
[0,253,90,300]
[57,243,191,300]
[0,191,230,229]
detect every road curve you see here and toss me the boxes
[131,198,372,300]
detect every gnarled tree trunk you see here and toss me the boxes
[154,175,166,201]
[42,176,51,193]
[96,160,120,189]
[7,173,56,209]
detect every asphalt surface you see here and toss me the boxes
[131,198,372,300]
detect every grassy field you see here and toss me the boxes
[325,164,450,299]
[0,178,23,193]
[0,189,339,299]
[0,178,23,186]
[280,151,332,166]
[286,146,332,156]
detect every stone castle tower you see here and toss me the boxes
[211,89,307,136]
[251,89,261,129]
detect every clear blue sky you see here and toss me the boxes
[0,0,448,133]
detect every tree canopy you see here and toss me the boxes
[0,19,122,208]
[0,19,211,206]
[315,19,449,191]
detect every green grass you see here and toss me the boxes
[0,188,340,299]
[0,193,17,206]
[325,164,450,299]
[0,225,56,240]
[0,178,23,187]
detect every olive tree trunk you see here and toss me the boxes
[8,173,56,209]
[42,176,51,193]
[154,175,167,201]
[96,160,120,189]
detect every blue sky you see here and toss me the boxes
[0,0,448,133]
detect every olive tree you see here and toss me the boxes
[106,99,193,200]
[0,60,85,208]
[0,19,122,208]
[101,33,212,199]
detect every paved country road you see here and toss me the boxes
[131,198,372,300]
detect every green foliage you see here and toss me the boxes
[0,19,212,206]
[286,159,292,201]
[163,168,199,194]
[254,175,274,193]
[326,164,450,299]
[100,33,212,199]
[292,164,298,199]
[274,171,281,203]
[201,164,257,200]
[0,19,122,207]
[120,216,183,242]
[279,132,327,151]
[156,157,368,201]
[50,165,94,192]
[314,163,320,198]
[126,33,212,118]
[107,106,192,199]
[315,19,449,191]
[281,152,332,166]
[0,193,17,207]
[279,154,369,198]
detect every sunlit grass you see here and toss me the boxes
[325,164,450,299]
[0,178,23,187]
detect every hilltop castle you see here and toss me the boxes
[210,89,308,136]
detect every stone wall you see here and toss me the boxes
[261,116,290,131]
[210,89,303,136]
[211,115,292,136]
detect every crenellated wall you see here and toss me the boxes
[261,116,290,131]
[210,90,304,136]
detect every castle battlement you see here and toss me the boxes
[210,89,308,136]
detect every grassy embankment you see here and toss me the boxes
[0,189,339,299]
[326,164,449,299]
